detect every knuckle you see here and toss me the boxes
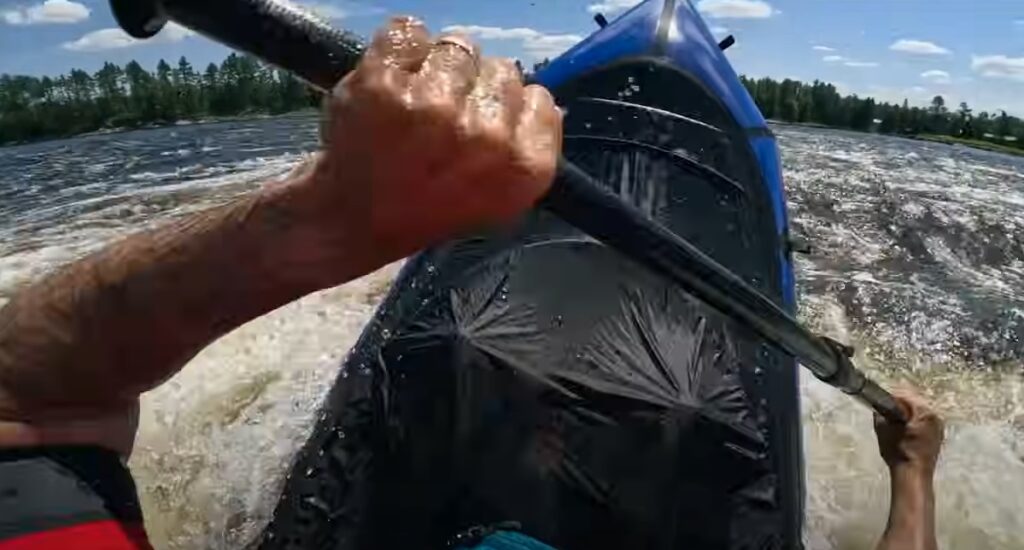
[525,83,555,104]
[468,118,514,150]
[417,94,461,123]
[389,14,420,27]
[489,57,521,79]
[357,73,401,103]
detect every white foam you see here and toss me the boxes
[129,264,400,549]
[4,122,1024,549]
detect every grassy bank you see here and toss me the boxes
[914,134,1024,158]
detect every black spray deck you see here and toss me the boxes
[257,58,802,550]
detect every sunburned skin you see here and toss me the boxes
[0,15,562,456]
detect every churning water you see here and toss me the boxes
[1,114,1022,548]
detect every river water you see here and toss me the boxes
[1,113,1022,549]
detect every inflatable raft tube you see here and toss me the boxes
[258,1,803,548]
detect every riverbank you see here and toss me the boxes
[912,134,1024,157]
[79,112,281,137]
[1,109,318,148]
[770,120,1024,158]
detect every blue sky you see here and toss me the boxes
[2,0,1023,114]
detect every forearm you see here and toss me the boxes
[0,166,376,420]
[876,467,937,550]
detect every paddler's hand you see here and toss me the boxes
[874,389,944,475]
[299,16,562,265]
[873,390,942,549]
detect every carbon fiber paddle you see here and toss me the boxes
[108,0,906,423]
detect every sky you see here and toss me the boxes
[1,0,1023,115]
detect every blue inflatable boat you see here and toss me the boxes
[260,1,803,548]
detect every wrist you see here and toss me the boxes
[252,168,384,291]
[889,463,936,494]
[889,462,935,479]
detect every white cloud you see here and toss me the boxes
[2,0,88,25]
[443,25,582,60]
[971,54,1024,82]
[889,39,951,55]
[823,54,875,67]
[710,25,729,35]
[586,0,640,15]
[697,0,775,19]
[62,22,194,52]
[301,2,348,19]
[920,69,951,84]
[295,1,383,20]
[812,45,835,52]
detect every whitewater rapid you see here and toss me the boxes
[1,116,1022,548]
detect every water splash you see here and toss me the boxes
[3,116,1022,548]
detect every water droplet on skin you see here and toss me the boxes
[305,466,315,477]
[584,122,592,129]
[381,328,392,340]
[341,368,350,379]
[426,264,437,274]
[754,366,764,376]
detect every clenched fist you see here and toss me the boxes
[874,389,944,475]
[300,16,563,265]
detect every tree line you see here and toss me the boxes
[3,54,1024,149]
[740,76,1024,149]
[0,54,317,144]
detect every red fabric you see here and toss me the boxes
[0,520,152,550]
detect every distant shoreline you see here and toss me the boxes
[909,134,1024,158]
[8,111,1024,160]
[1,109,318,148]
[77,113,272,138]
[769,120,1024,158]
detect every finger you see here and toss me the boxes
[362,16,432,72]
[513,85,563,195]
[890,392,918,423]
[413,33,481,107]
[331,17,430,131]
[464,58,527,146]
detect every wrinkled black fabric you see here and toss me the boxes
[259,59,800,550]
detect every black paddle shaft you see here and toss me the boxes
[110,0,906,423]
